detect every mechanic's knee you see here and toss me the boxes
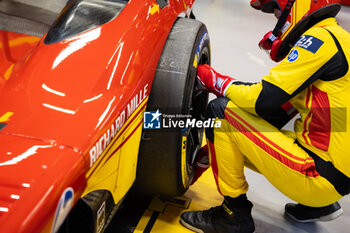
[205,97,229,143]
[206,97,230,120]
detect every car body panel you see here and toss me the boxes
[0,0,195,232]
[0,32,41,85]
[82,98,146,201]
[0,134,86,233]
[342,0,350,6]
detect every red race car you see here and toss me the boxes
[0,0,211,232]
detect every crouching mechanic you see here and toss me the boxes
[180,0,350,232]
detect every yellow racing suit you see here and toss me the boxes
[207,18,350,207]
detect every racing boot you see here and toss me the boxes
[285,202,343,222]
[180,195,255,233]
[190,145,210,185]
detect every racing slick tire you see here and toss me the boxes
[136,17,211,196]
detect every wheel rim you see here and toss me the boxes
[186,46,210,178]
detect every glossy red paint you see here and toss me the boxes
[0,0,194,232]
[0,135,86,233]
[342,0,350,5]
[0,31,40,83]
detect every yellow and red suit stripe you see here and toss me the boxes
[208,18,350,206]
[224,18,350,180]
[208,100,342,207]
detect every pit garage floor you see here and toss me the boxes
[105,1,350,233]
[5,0,350,232]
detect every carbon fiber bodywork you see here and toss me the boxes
[45,0,127,44]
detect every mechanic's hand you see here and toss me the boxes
[250,0,262,10]
[196,64,236,97]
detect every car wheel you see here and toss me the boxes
[136,17,211,196]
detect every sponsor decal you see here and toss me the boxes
[193,31,210,68]
[294,35,324,54]
[89,84,148,168]
[97,201,106,233]
[281,21,291,34]
[0,112,14,131]
[181,136,189,186]
[288,49,299,62]
[143,110,221,130]
[89,111,126,167]
[51,188,74,233]
[150,3,160,15]
[127,84,149,119]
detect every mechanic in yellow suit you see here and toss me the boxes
[180,0,350,232]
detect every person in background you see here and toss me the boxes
[180,0,350,232]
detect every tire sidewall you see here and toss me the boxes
[177,24,211,193]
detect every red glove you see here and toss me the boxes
[250,0,262,10]
[250,0,273,11]
[196,65,235,97]
[190,145,210,185]
[259,31,284,62]
[259,31,274,51]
